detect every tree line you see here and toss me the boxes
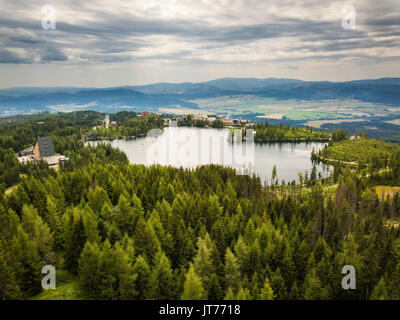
[248,122,331,142]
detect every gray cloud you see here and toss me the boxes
[40,46,68,62]
[0,48,33,63]
[0,0,399,86]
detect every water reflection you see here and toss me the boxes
[87,127,330,183]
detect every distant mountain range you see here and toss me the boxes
[1,77,399,117]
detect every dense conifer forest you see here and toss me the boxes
[0,111,399,300]
[249,123,331,142]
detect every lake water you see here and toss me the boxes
[88,127,330,184]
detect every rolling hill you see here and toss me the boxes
[0,77,399,118]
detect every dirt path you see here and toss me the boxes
[317,155,358,166]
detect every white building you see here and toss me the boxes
[103,114,110,129]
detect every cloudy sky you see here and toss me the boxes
[0,0,399,88]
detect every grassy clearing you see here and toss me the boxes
[30,279,85,300]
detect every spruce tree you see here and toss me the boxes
[0,242,21,299]
[207,273,223,300]
[224,247,241,293]
[181,265,207,300]
[147,250,175,299]
[370,277,388,300]
[65,216,87,274]
[133,218,161,263]
[132,255,151,299]
[303,268,329,300]
[236,287,252,300]
[193,237,213,286]
[11,227,42,296]
[271,268,287,300]
[79,241,101,298]
[259,277,274,300]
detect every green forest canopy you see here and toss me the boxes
[0,111,399,300]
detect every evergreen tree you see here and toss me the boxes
[224,247,241,293]
[224,287,236,300]
[113,242,137,299]
[288,281,302,300]
[206,195,223,231]
[147,250,175,299]
[259,277,274,300]
[88,187,110,215]
[113,194,142,236]
[236,287,252,300]
[0,242,21,299]
[65,216,87,274]
[11,227,42,296]
[193,237,214,287]
[132,255,151,299]
[181,264,207,300]
[133,218,161,263]
[79,241,101,298]
[370,277,388,300]
[303,268,329,300]
[271,268,287,300]
[234,236,250,275]
[208,273,223,300]
[21,204,54,262]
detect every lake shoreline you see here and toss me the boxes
[86,127,331,183]
[85,126,331,144]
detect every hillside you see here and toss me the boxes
[319,138,400,165]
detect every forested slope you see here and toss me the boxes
[0,112,399,300]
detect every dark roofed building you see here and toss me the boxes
[33,136,59,167]
[16,136,67,168]
[20,146,34,156]
[34,136,55,159]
